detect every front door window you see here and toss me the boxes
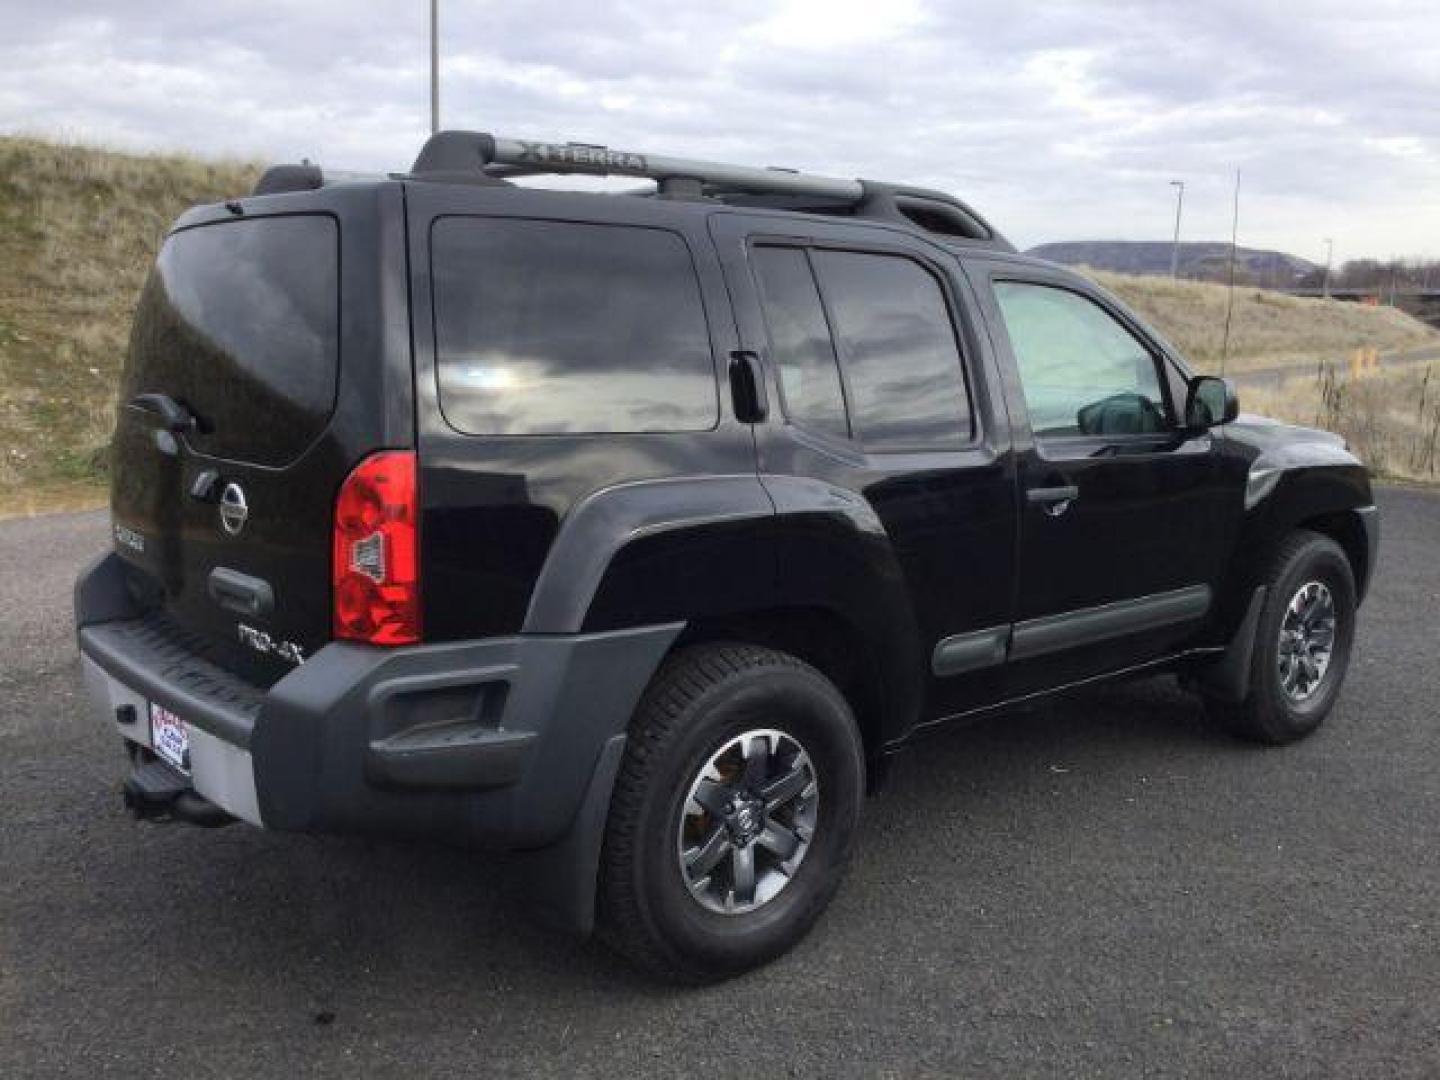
[992,282,1170,438]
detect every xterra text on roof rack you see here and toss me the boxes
[76,130,1378,982]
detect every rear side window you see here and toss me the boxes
[811,250,972,450]
[125,215,339,467]
[432,218,717,435]
[751,247,849,439]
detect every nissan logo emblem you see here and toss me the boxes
[219,482,249,536]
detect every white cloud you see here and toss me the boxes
[746,0,926,51]
[0,0,1436,258]
[1365,135,1432,162]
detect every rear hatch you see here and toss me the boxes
[110,186,412,681]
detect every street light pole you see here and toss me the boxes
[429,0,439,135]
[1169,180,1185,278]
[1322,238,1334,298]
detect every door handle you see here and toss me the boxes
[208,567,274,617]
[728,350,769,423]
[1027,485,1079,517]
[128,393,197,433]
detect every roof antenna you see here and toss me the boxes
[1220,168,1241,376]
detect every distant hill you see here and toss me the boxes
[1027,240,1319,286]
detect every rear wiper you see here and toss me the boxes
[127,393,199,434]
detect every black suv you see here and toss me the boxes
[75,131,1378,981]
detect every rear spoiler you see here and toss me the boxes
[252,164,388,196]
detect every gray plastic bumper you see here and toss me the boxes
[76,552,680,851]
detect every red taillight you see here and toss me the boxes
[332,450,420,646]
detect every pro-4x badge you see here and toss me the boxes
[218,482,249,536]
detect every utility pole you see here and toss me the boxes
[429,0,439,134]
[1322,237,1334,298]
[1169,180,1185,278]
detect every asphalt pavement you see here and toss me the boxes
[2,488,1438,1078]
[1229,342,1440,391]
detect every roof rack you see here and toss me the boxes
[412,129,863,199]
[408,130,1011,248]
[251,130,1012,250]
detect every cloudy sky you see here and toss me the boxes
[2,0,1437,260]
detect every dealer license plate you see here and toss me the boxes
[149,702,190,774]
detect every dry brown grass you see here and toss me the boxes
[0,137,260,509]
[1243,362,1440,482]
[1092,270,1438,374]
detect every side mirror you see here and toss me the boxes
[1185,375,1239,430]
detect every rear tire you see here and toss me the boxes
[597,643,864,983]
[1205,530,1356,745]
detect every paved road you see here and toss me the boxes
[1229,343,1440,391]
[3,490,1439,1078]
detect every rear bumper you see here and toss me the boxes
[82,652,264,824]
[76,552,680,849]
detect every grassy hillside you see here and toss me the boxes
[1242,362,1440,483]
[1093,271,1437,374]
[0,138,259,514]
[0,137,1436,515]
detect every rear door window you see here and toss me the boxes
[810,250,973,450]
[432,218,718,435]
[751,246,850,439]
[124,215,339,467]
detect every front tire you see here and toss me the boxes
[1206,530,1357,744]
[597,643,865,983]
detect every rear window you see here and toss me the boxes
[124,215,339,467]
[432,218,718,435]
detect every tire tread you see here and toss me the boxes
[1207,528,1355,744]
[597,643,834,982]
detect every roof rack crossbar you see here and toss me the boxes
[414,130,864,200]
